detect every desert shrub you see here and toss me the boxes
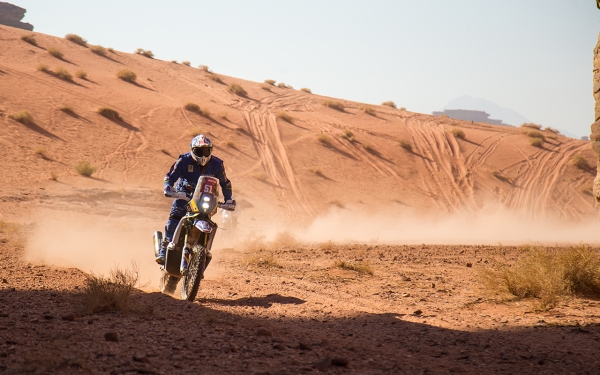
[58,104,74,113]
[54,67,73,81]
[245,252,282,268]
[135,48,154,58]
[451,128,465,139]
[188,127,203,136]
[317,134,331,146]
[529,138,544,148]
[11,110,34,125]
[342,130,355,142]
[398,138,412,152]
[47,47,64,59]
[75,161,97,177]
[272,231,299,249]
[277,82,288,88]
[524,130,545,140]
[182,61,191,66]
[400,107,407,111]
[34,146,47,158]
[200,108,211,117]
[36,63,50,73]
[199,65,209,71]
[252,172,269,182]
[334,260,373,275]
[21,34,37,46]
[75,70,87,79]
[260,84,272,91]
[300,87,312,93]
[65,34,87,47]
[308,166,325,178]
[363,144,375,153]
[329,199,345,208]
[322,101,344,111]
[116,69,137,83]
[228,83,247,97]
[492,171,510,183]
[544,127,560,134]
[171,60,178,64]
[572,155,591,170]
[107,47,114,53]
[276,111,293,123]
[97,107,122,121]
[90,45,107,57]
[236,127,249,135]
[184,102,200,112]
[264,79,276,86]
[382,101,396,108]
[49,172,58,181]
[219,112,228,120]
[521,122,542,130]
[360,105,376,116]
[480,246,600,309]
[208,74,224,84]
[226,141,236,149]
[79,263,139,313]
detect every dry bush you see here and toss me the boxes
[243,232,268,252]
[545,127,560,134]
[521,122,542,130]
[480,246,600,309]
[572,155,591,170]
[208,74,224,84]
[363,144,376,154]
[65,34,87,47]
[451,128,465,139]
[342,130,355,142]
[264,79,276,86]
[317,134,331,146]
[400,107,407,111]
[171,60,178,64]
[182,61,191,66]
[188,127,203,136]
[360,105,376,116]
[228,83,247,97]
[300,87,312,93]
[0,220,17,234]
[54,67,73,82]
[277,82,288,88]
[21,34,36,46]
[382,101,396,108]
[49,172,58,181]
[252,172,269,182]
[220,112,229,120]
[322,100,344,111]
[334,260,373,275]
[529,138,544,148]
[308,166,325,178]
[245,252,282,269]
[226,141,237,149]
[97,107,122,121]
[398,138,412,152]
[276,111,294,123]
[260,84,272,91]
[523,130,545,140]
[75,70,87,79]
[492,171,510,183]
[47,47,64,59]
[34,146,47,158]
[135,48,154,58]
[75,161,97,177]
[272,231,300,249]
[199,65,209,71]
[108,47,114,53]
[116,69,137,83]
[36,63,50,73]
[320,240,334,251]
[11,110,34,125]
[79,263,139,314]
[329,199,345,208]
[90,45,107,57]
[58,104,74,113]
[184,102,200,112]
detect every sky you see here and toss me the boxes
[15,0,600,137]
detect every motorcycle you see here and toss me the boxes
[152,175,235,301]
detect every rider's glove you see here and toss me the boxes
[224,199,236,211]
[163,185,174,197]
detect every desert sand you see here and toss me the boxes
[1,26,600,374]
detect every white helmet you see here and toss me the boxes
[190,135,213,166]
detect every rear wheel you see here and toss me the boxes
[159,272,179,295]
[180,245,205,301]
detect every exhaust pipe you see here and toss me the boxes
[153,231,163,258]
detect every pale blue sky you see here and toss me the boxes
[16,0,600,137]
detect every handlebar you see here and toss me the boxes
[218,202,236,211]
[165,191,190,201]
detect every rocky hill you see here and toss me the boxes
[0,2,33,31]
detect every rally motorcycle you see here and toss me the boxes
[152,175,234,301]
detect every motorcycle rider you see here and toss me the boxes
[156,134,235,265]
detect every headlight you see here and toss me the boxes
[201,202,210,210]
[202,196,210,202]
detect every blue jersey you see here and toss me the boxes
[163,153,232,201]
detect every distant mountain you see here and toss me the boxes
[441,95,529,127]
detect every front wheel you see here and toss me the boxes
[180,245,205,301]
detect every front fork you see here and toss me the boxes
[180,223,217,274]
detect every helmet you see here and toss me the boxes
[190,135,213,166]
